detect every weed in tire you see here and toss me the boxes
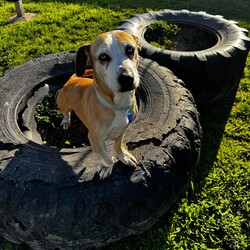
[35,92,89,148]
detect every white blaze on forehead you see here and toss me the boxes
[92,31,140,92]
[97,33,126,59]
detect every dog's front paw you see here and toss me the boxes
[60,118,71,130]
[119,151,138,167]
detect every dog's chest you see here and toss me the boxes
[108,111,128,139]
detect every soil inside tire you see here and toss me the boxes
[34,92,90,148]
[145,22,218,51]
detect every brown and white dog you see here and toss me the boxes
[56,30,141,179]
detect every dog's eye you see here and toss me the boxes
[98,53,111,62]
[125,46,135,56]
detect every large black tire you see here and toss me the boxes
[0,52,202,249]
[116,9,250,106]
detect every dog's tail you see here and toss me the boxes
[55,89,61,106]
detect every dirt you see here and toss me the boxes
[145,22,217,51]
[170,26,217,51]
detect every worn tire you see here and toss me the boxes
[0,52,202,249]
[116,9,250,106]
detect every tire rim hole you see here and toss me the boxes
[144,22,218,51]
[16,75,91,149]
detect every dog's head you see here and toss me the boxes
[75,30,141,93]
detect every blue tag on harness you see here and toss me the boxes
[127,112,134,123]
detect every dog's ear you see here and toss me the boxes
[75,45,92,77]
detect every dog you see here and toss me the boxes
[56,30,141,179]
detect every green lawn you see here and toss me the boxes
[0,0,249,249]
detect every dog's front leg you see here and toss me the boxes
[88,133,116,179]
[114,133,138,167]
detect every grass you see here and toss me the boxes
[0,0,249,249]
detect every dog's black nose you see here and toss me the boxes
[118,74,135,92]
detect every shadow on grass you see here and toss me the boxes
[194,104,233,190]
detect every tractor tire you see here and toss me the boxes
[116,9,250,106]
[0,52,202,249]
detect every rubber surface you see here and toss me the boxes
[116,9,250,106]
[0,52,202,249]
